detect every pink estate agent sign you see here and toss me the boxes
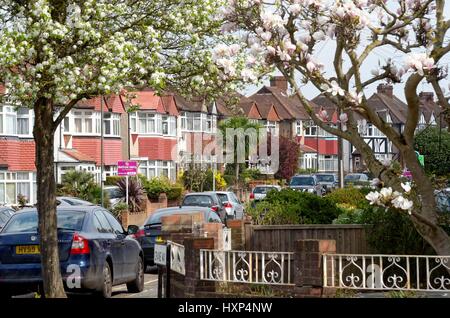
[118,161,138,176]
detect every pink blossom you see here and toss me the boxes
[339,113,348,123]
[317,109,328,121]
[289,4,302,15]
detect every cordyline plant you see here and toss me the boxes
[0,0,245,298]
[215,0,450,255]
[116,178,146,213]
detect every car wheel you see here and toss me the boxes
[127,257,144,293]
[96,262,113,298]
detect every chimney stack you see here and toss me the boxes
[419,92,434,102]
[377,84,393,98]
[270,76,288,92]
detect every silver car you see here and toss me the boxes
[315,173,338,193]
[250,185,281,201]
[210,191,245,220]
[56,196,96,206]
[289,175,324,196]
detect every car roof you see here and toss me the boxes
[293,174,315,177]
[146,206,214,224]
[15,206,101,214]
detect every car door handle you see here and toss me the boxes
[121,241,125,246]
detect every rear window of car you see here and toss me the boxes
[105,188,122,199]
[182,195,213,207]
[216,193,229,203]
[2,211,86,233]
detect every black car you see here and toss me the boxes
[0,206,144,298]
[136,206,222,268]
[180,192,226,220]
[0,207,15,231]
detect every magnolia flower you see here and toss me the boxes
[261,11,285,30]
[405,53,436,76]
[370,178,382,187]
[312,31,325,41]
[260,31,272,42]
[380,187,393,199]
[391,195,414,213]
[289,4,302,15]
[317,109,328,121]
[366,191,381,205]
[241,68,257,82]
[401,182,411,193]
[327,80,345,96]
[349,90,363,104]
[339,113,348,123]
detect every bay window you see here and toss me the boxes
[73,110,100,134]
[131,112,176,136]
[0,172,36,205]
[139,160,176,180]
[181,112,215,133]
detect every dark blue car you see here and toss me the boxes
[135,206,222,267]
[0,206,144,298]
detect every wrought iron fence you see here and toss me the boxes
[168,241,185,275]
[200,249,294,285]
[323,254,450,291]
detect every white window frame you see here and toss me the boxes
[17,107,34,137]
[0,106,17,135]
[66,110,101,135]
[139,160,176,180]
[0,171,36,205]
[103,113,121,137]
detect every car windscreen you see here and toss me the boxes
[345,174,361,181]
[106,188,122,199]
[253,187,274,194]
[182,195,213,207]
[2,210,86,233]
[316,175,335,182]
[290,177,314,186]
[61,198,93,206]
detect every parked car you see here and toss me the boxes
[207,191,245,220]
[180,192,226,221]
[289,175,323,196]
[344,173,370,188]
[435,188,450,213]
[56,196,96,206]
[0,207,15,232]
[103,186,122,208]
[314,173,338,193]
[249,185,281,201]
[136,206,222,267]
[0,206,144,298]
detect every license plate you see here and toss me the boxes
[16,245,40,255]
[155,236,164,243]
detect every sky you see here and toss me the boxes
[241,1,450,102]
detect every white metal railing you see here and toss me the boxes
[323,254,450,291]
[200,249,294,285]
[168,241,185,275]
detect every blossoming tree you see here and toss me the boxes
[216,0,450,255]
[0,0,238,297]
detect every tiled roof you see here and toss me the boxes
[61,149,96,163]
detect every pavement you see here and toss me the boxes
[12,267,159,298]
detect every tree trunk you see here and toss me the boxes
[401,146,450,255]
[33,99,67,298]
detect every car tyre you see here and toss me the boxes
[96,262,113,298]
[127,257,144,293]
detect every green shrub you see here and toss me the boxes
[359,206,433,255]
[167,186,183,201]
[247,189,342,225]
[247,201,300,225]
[326,187,369,210]
[144,177,171,200]
[105,176,123,186]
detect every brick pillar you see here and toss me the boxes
[227,219,244,250]
[183,237,215,297]
[294,239,336,297]
[121,210,129,229]
[158,192,168,207]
